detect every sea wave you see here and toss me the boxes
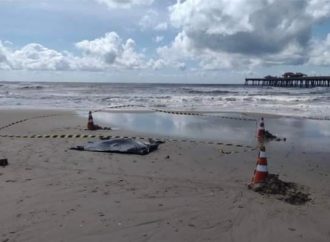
[183,88,236,95]
[0,82,330,119]
[19,85,44,90]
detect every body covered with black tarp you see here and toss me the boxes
[71,138,163,155]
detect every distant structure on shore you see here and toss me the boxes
[245,72,330,88]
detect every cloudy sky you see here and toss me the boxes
[1,0,330,83]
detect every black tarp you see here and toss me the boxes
[70,138,163,155]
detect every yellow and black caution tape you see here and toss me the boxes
[93,105,143,113]
[91,105,257,122]
[280,115,330,121]
[151,108,257,122]
[219,147,257,155]
[93,107,330,121]
[0,133,256,153]
[0,108,257,156]
[0,114,61,131]
[0,134,113,139]
[152,109,203,116]
[0,119,28,131]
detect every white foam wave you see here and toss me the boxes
[0,82,329,119]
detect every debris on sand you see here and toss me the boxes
[265,130,286,142]
[249,174,311,205]
[265,130,277,140]
[0,159,8,167]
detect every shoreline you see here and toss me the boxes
[2,106,330,122]
[1,109,330,242]
[1,81,330,121]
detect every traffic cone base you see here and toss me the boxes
[87,111,103,130]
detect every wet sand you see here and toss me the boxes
[0,109,330,242]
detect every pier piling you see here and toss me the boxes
[245,77,330,88]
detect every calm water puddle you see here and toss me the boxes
[83,111,330,151]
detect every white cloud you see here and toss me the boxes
[117,38,146,69]
[177,62,186,71]
[0,41,10,70]
[157,32,193,61]
[76,32,121,58]
[170,0,256,36]
[76,32,147,69]
[0,41,73,71]
[139,9,158,30]
[95,0,154,9]
[153,35,164,43]
[307,0,330,20]
[308,34,330,66]
[148,57,187,71]
[154,22,168,31]
[156,31,195,69]
[149,58,166,70]
[10,43,71,71]
[0,32,149,71]
[157,0,330,70]
[139,10,169,32]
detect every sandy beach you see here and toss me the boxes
[1,109,330,242]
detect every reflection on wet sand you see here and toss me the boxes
[91,112,330,151]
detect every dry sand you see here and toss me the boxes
[0,109,330,242]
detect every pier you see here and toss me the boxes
[245,76,330,88]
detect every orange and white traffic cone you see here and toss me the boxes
[249,145,268,187]
[257,117,265,141]
[87,111,95,130]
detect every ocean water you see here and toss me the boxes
[0,81,330,120]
